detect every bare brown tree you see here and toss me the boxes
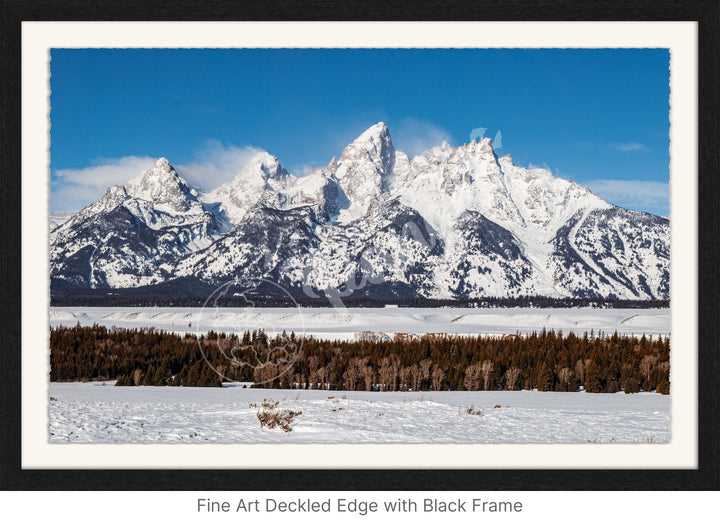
[378,356,399,391]
[420,359,433,388]
[399,366,412,391]
[216,364,227,383]
[575,359,585,383]
[639,355,658,381]
[558,367,574,385]
[409,364,422,391]
[342,365,358,391]
[361,362,374,391]
[480,360,495,391]
[431,366,446,391]
[464,363,483,391]
[504,366,521,390]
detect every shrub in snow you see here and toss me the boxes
[255,399,302,433]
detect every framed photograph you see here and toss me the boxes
[1,1,718,491]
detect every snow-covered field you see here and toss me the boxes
[49,307,670,443]
[49,382,670,444]
[49,306,670,339]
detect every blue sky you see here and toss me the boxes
[50,48,670,215]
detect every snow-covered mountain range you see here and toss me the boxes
[50,123,670,300]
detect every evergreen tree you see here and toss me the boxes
[535,362,554,391]
[584,361,602,393]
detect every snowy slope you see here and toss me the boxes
[49,211,76,230]
[49,306,670,339]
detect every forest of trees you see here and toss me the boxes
[50,324,670,394]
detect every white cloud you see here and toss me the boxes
[51,156,156,211]
[54,156,155,187]
[585,179,669,216]
[50,184,117,213]
[291,164,315,177]
[610,142,645,152]
[391,118,453,158]
[176,140,264,190]
[527,162,553,172]
[50,142,266,211]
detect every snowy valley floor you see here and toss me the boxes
[49,306,670,339]
[49,382,670,444]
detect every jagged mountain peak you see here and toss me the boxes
[456,136,497,161]
[239,151,290,184]
[152,156,172,169]
[354,121,390,141]
[136,157,178,181]
[436,140,455,154]
[326,156,339,174]
[499,153,514,166]
[221,150,297,194]
[126,157,202,215]
[333,122,398,221]
[132,157,184,192]
[201,150,295,225]
[338,123,393,168]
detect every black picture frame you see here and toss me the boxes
[1,0,718,491]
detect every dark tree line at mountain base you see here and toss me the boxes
[50,324,670,394]
[49,291,668,309]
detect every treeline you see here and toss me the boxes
[50,293,669,309]
[50,324,670,394]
